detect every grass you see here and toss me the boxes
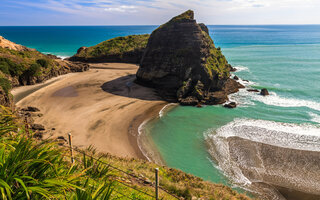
[202,31,230,79]
[0,106,252,199]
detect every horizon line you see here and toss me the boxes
[1,24,320,27]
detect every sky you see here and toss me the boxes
[0,0,319,25]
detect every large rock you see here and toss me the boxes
[260,88,269,96]
[136,10,241,105]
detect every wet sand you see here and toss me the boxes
[13,63,166,159]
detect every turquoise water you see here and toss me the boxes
[147,25,320,192]
[1,25,320,194]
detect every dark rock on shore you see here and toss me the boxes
[31,124,45,131]
[247,89,259,92]
[68,34,149,64]
[22,106,40,112]
[136,10,243,105]
[229,65,237,72]
[260,88,269,96]
[224,102,237,109]
[180,96,199,106]
[233,75,239,80]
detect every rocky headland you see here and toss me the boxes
[68,34,149,63]
[0,36,89,106]
[136,10,244,105]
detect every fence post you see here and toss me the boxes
[155,168,159,200]
[68,133,74,164]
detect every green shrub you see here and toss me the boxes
[0,57,24,76]
[0,78,11,94]
[36,58,49,68]
[25,63,41,77]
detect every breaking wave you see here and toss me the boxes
[234,65,249,72]
[309,112,320,123]
[205,118,320,198]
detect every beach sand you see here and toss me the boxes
[13,63,167,159]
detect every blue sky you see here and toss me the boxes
[0,0,319,25]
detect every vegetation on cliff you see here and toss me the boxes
[69,34,149,63]
[0,106,251,199]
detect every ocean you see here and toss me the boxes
[1,25,320,198]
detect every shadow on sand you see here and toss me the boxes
[100,74,161,101]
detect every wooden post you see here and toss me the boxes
[68,133,74,164]
[155,168,159,200]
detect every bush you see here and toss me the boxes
[36,58,49,68]
[26,63,41,77]
[0,77,11,94]
[0,57,24,76]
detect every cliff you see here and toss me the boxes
[68,34,149,63]
[136,10,243,105]
[0,36,89,106]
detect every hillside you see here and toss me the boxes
[0,106,251,199]
[0,36,89,106]
[68,34,149,63]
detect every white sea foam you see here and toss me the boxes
[229,82,320,111]
[58,56,68,60]
[234,65,249,72]
[309,112,320,123]
[137,119,152,162]
[159,103,178,118]
[206,118,320,153]
[252,92,320,112]
[205,118,320,196]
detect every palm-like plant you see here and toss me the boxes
[0,106,114,200]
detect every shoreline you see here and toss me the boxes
[13,63,166,160]
[137,103,179,165]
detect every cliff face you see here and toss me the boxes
[136,10,242,105]
[68,34,149,64]
[0,36,89,106]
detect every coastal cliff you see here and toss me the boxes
[68,34,149,63]
[0,36,89,106]
[136,10,243,105]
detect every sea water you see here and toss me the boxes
[1,25,320,197]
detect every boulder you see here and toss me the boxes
[247,89,259,92]
[233,75,239,80]
[136,10,241,105]
[224,102,237,109]
[260,88,269,96]
[204,91,229,105]
[228,65,237,72]
[179,96,199,106]
[22,106,40,112]
[31,124,45,131]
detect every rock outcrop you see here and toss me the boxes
[260,88,269,96]
[68,34,149,64]
[136,10,243,105]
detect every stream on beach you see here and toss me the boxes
[2,25,320,199]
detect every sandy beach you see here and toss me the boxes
[13,63,166,159]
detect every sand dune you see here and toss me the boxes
[14,63,166,159]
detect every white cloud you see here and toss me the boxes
[3,0,320,25]
[104,5,137,13]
